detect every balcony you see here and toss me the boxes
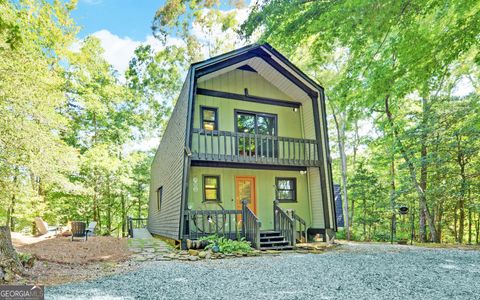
[191,128,320,167]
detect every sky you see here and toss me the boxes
[70,0,249,76]
[72,0,160,40]
[71,0,170,76]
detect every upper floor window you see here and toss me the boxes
[157,186,163,210]
[235,111,276,135]
[201,106,218,131]
[203,175,220,202]
[236,110,277,157]
[275,178,296,202]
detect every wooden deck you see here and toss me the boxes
[191,128,321,167]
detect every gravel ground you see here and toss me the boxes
[46,243,480,300]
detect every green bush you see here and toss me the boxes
[200,235,252,254]
[17,252,35,268]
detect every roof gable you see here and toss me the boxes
[191,43,323,102]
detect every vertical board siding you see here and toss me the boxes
[147,76,190,240]
[308,167,325,228]
[198,69,293,104]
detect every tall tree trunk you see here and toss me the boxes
[0,226,24,281]
[350,199,355,234]
[419,98,429,242]
[476,212,479,244]
[419,210,427,242]
[6,174,17,232]
[384,95,438,242]
[468,208,472,244]
[138,183,142,218]
[454,202,458,242]
[332,111,351,240]
[121,192,126,237]
[352,120,359,168]
[106,179,111,233]
[363,196,366,240]
[390,158,396,242]
[435,201,444,242]
[456,138,467,244]
[6,194,15,232]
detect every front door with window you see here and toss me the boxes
[235,176,256,215]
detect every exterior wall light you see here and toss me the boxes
[293,107,299,112]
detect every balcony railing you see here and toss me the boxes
[191,128,320,166]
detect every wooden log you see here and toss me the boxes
[186,239,209,249]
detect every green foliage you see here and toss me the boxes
[200,235,252,254]
[242,0,480,244]
[152,0,246,62]
[17,252,35,268]
[0,1,162,237]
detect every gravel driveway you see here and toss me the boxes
[46,243,480,300]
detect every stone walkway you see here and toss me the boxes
[128,235,173,262]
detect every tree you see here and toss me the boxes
[242,0,480,243]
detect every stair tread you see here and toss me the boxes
[260,235,285,240]
[260,240,289,245]
[260,246,294,250]
[260,232,283,237]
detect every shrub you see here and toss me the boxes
[199,235,252,254]
[17,252,35,268]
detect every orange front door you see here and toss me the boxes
[235,176,257,215]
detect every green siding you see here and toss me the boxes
[198,68,292,100]
[194,69,303,139]
[187,167,312,230]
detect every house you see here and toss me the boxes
[148,43,337,250]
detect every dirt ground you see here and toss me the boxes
[17,236,131,264]
[12,235,134,285]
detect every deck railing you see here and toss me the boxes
[127,216,147,238]
[273,200,296,246]
[183,202,261,249]
[191,128,320,166]
[291,211,308,243]
[241,200,261,249]
[184,209,242,240]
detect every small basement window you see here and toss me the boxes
[201,107,218,131]
[157,186,163,210]
[275,178,297,202]
[203,176,220,202]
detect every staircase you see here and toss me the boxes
[259,230,294,250]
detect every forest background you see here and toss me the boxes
[1,0,479,244]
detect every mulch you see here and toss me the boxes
[17,236,131,265]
